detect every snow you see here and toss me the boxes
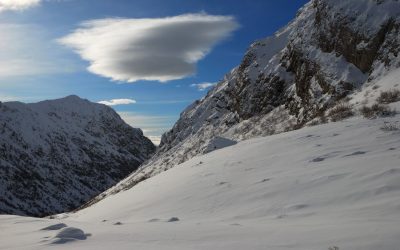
[40,223,67,231]
[351,68,400,109]
[0,95,155,216]
[54,227,90,243]
[204,136,237,153]
[307,47,367,88]
[324,0,400,36]
[1,0,400,248]
[1,114,400,250]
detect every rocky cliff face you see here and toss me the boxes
[0,95,155,216]
[90,0,400,196]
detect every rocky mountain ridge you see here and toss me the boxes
[97,0,400,195]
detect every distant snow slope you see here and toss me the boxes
[1,113,399,250]
[0,95,156,216]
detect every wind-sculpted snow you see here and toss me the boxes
[89,0,400,197]
[1,115,400,249]
[0,95,155,216]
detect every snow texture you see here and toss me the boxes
[204,136,237,154]
[1,114,400,249]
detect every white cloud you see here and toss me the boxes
[0,23,81,78]
[118,112,177,145]
[146,136,162,146]
[59,13,238,83]
[0,94,20,102]
[98,98,136,106]
[0,93,49,103]
[0,0,41,12]
[191,82,217,91]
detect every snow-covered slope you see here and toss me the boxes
[96,0,400,194]
[1,114,400,249]
[0,95,156,216]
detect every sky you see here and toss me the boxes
[0,0,309,144]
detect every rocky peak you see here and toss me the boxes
[0,96,156,216]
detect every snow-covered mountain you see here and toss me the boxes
[1,112,400,249]
[0,95,155,216]
[103,0,400,191]
[1,1,400,247]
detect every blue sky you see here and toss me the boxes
[0,0,308,144]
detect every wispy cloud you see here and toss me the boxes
[191,82,217,91]
[98,98,136,106]
[0,0,41,12]
[0,23,81,78]
[59,13,238,83]
[118,112,177,145]
[0,93,52,103]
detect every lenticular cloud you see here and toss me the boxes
[59,14,238,83]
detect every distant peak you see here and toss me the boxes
[55,95,91,104]
[62,95,84,101]
[33,95,92,108]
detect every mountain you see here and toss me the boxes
[0,95,156,216]
[1,1,400,248]
[99,0,400,192]
[2,111,400,249]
